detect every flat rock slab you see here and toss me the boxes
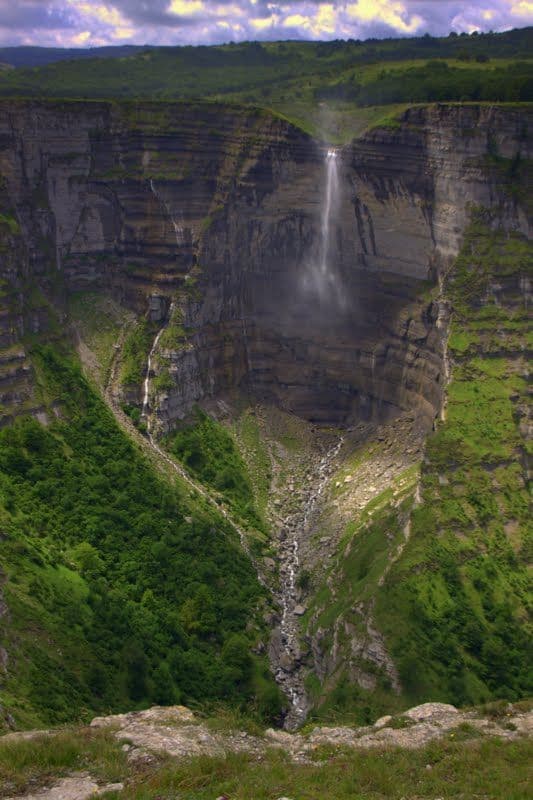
[92,705,263,761]
[6,774,123,800]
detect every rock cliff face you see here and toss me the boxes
[0,100,530,432]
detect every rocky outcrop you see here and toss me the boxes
[7,701,531,768]
[4,701,531,800]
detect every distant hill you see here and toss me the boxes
[0,45,149,68]
[1,27,531,73]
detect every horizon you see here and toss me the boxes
[1,24,531,52]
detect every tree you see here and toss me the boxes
[222,634,253,688]
[152,661,178,705]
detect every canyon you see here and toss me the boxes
[0,99,531,729]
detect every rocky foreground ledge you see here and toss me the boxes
[2,702,532,800]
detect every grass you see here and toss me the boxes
[1,709,532,799]
[232,409,272,520]
[200,705,265,738]
[0,728,127,797]
[101,737,532,799]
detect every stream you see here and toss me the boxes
[273,435,344,730]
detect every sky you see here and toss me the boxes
[0,1,531,49]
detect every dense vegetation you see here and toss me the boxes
[0,28,529,100]
[327,60,533,105]
[377,222,532,707]
[0,345,280,730]
[0,45,147,69]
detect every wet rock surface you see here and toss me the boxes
[268,430,344,729]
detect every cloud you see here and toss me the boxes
[0,0,531,48]
[345,1,423,34]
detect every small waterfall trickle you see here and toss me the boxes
[141,302,175,438]
[141,328,165,430]
[149,179,185,245]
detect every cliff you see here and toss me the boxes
[0,101,530,432]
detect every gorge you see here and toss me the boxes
[0,98,531,731]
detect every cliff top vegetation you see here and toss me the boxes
[0,27,531,141]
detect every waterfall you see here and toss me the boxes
[141,302,175,436]
[141,327,165,426]
[302,148,343,306]
[320,149,339,277]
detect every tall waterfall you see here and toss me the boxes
[320,149,339,277]
[302,148,343,306]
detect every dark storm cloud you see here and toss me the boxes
[0,1,530,48]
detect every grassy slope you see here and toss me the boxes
[166,409,268,539]
[302,221,532,724]
[305,461,420,725]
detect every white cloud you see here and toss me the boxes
[346,0,424,34]
[168,0,204,15]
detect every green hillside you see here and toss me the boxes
[0,342,280,730]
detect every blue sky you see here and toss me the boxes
[0,1,531,48]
